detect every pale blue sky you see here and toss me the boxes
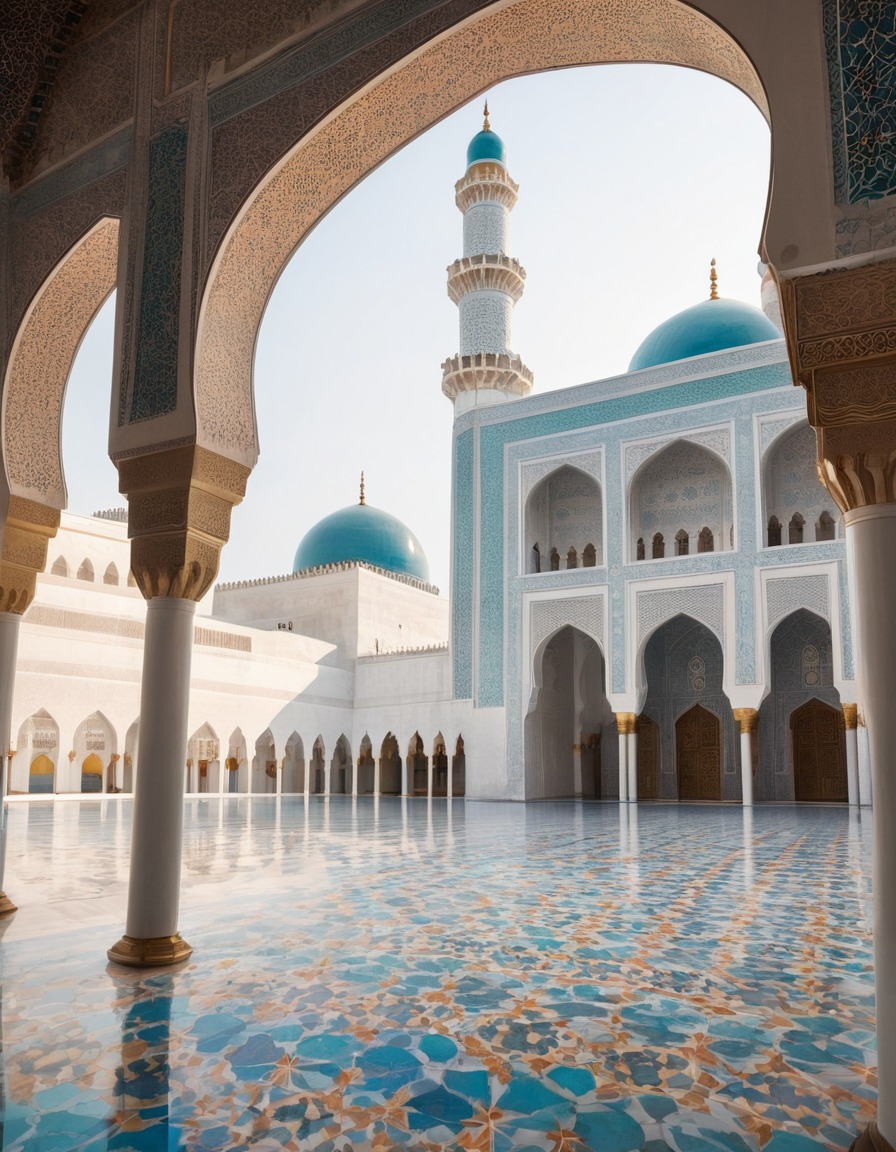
[63,64,772,593]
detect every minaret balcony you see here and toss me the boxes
[447,254,526,304]
[455,165,519,212]
[441,352,534,401]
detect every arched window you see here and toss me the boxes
[550,548,560,571]
[697,526,714,553]
[50,556,68,577]
[103,562,119,585]
[789,512,805,545]
[77,559,94,582]
[582,543,596,567]
[675,529,689,556]
[652,533,664,560]
[763,422,834,548]
[816,510,836,541]
[525,465,603,573]
[636,538,645,561]
[768,515,782,547]
[566,546,577,569]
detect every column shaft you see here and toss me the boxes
[109,597,196,966]
[617,732,628,803]
[0,613,20,916]
[843,704,860,807]
[627,732,638,803]
[846,506,896,1143]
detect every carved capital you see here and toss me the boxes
[842,703,859,731]
[117,445,250,601]
[733,707,758,734]
[615,712,637,736]
[0,496,60,614]
[778,258,896,512]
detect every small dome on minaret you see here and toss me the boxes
[442,102,534,417]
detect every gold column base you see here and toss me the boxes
[107,932,193,968]
[851,1123,896,1152]
[0,892,17,917]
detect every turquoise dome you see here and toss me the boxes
[293,503,430,583]
[467,129,506,168]
[629,297,780,372]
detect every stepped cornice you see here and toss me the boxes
[455,164,519,212]
[441,352,534,400]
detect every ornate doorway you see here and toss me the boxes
[637,715,659,799]
[791,699,848,801]
[676,704,721,801]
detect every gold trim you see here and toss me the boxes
[482,99,490,132]
[616,712,637,736]
[107,932,193,968]
[850,1122,896,1152]
[842,703,859,731]
[0,892,17,917]
[733,707,758,734]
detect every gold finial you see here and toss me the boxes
[359,471,366,506]
[709,257,719,300]
[483,100,490,132]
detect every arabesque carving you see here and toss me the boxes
[118,445,250,602]
[778,256,896,511]
[0,496,61,614]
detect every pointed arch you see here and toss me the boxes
[310,735,326,794]
[50,556,68,577]
[77,558,94,582]
[524,465,602,574]
[103,562,119,585]
[226,727,248,794]
[357,732,375,795]
[189,722,220,794]
[16,709,59,794]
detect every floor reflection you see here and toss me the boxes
[0,798,877,1150]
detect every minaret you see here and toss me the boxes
[442,102,534,415]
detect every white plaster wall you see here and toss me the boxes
[463,202,508,257]
[459,291,512,355]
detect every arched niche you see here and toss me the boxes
[757,608,845,802]
[525,466,602,574]
[525,624,608,800]
[254,728,277,794]
[379,733,401,795]
[641,614,738,801]
[310,736,326,794]
[73,710,116,794]
[357,734,375,795]
[283,732,305,794]
[630,441,732,562]
[432,732,448,797]
[226,727,248,794]
[452,735,466,798]
[50,556,68,577]
[77,558,94,582]
[762,422,842,548]
[103,562,119,586]
[188,722,220,794]
[14,709,59,794]
[194,0,767,471]
[330,734,352,795]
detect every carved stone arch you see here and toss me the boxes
[762,420,839,545]
[524,464,603,572]
[529,595,605,698]
[4,217,119,511]
[194,1,766,471]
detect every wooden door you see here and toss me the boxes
[636,715,659,799]
[791,699,848,801]
[676,704,721,800]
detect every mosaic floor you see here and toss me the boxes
[0,798,876,1151]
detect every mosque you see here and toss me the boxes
[8,110,862,815]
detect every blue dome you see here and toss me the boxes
[466,129,506,169]
[293,503,430,583]
[629,297,780,372]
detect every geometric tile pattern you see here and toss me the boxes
[0,798,875,1151]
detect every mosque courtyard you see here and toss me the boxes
[0,798,876,1151]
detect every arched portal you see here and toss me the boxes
[73,711,116,794]
[227,728,248,794]
[526,625,608,800]
[408,733,428,796]
[525,466,602,573]
[331,734,352,795]
[432,733,448,797]
[452,736,466,798]
[283,732,305,794]
[676,704,722,801]
[194,2,767,470]
[188,723,220,795]
[791,700,848,802]
[758,609,844,801]
[641,615,737,801]
[13,710,59,794]
[379,734,401,795]
[254,729,277,794]
[357,735,375,795]
[310,737,326,794]
[630,441,732,562]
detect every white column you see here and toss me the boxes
[352,759,359,798]
[845,503,896,1144]
[616,714,629,804]
[733,709,757,807]
[843,704,860,807]
[427,757,433,799]
[447,756,454,800]
[324,759,331,796]
[374,758,381,798]
[108,597,196,966]
[303,759,311,799]
[0,612,21,916]
[627,730,638,803]
[401,757,408,797]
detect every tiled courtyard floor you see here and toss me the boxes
[0,798,876,1150]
